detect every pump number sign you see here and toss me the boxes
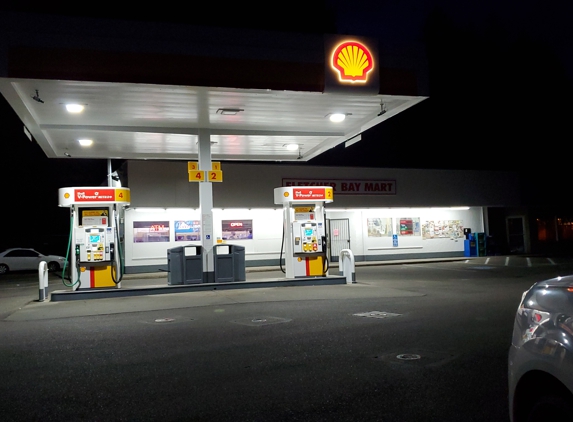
[208,170,223,182]
[188,162,223,182]
[189,171,206,182]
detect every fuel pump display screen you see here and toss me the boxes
[89,235,101,243]
[304,228,313,236]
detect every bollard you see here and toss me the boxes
[38,261,49,302]
[339,249,356,284]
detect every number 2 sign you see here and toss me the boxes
[208,170,223,182]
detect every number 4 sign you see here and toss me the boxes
[188,171,205,182]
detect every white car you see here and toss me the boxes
[508,275,573,421]
[0,248,68,275]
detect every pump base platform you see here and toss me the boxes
[49,275,348,302]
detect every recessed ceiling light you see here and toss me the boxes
[78,139,93,146]
[329,113,346,123]
[66,104,85,113]
[284,144,299,151]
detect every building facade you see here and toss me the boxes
[121,160,524,273]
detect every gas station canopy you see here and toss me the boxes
[0,12,427,163]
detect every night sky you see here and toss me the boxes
[1,2,572,253]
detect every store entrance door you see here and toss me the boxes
[507,216,526,254]
[328,219,350,262]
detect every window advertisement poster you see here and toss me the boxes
[367,217,393,237]
[422,220,464,240]
[397,217,420,236]
[133,221,170,243]
[175,220,201,241]
[222,219,253,240]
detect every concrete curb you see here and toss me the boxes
[121,257,474,280]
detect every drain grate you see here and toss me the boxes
[139,317,195,325]
[374,350,457,367]
[231,316,292,326]
[396,353,421,360]
[353,311,402,319]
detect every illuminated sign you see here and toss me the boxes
[175,220,201,241]
[331,41,374,83]
[75,189,115,202]
[222,220,253,240]
[133,221,170,243]
[274,186,334,205]
[284,178,395,195]
[293,188,327,200]
[58,187,130,206]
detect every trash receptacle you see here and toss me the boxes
[213,244,246,282]
[168,245,203,285]
[167,246,184,285]
[232,245,246,281]
[213,244,234,282]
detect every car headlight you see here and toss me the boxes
[518,307,551,344]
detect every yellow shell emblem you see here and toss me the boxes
[331,41,374,83]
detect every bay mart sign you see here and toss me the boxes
[282,179,396,195]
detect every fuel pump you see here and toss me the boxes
[59,187,130,290]
[274,186,333,278]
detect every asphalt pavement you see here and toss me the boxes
[2,254,567,322]
[2,254,572,422]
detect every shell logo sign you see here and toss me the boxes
[331,41,374,83]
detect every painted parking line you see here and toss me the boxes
[435,256,565,268]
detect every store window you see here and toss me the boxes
[536,218,556,242]
[557,217,573,241]
[535,216,573,241]
[133,221,170,243]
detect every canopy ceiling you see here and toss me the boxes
[0,78,425,162]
